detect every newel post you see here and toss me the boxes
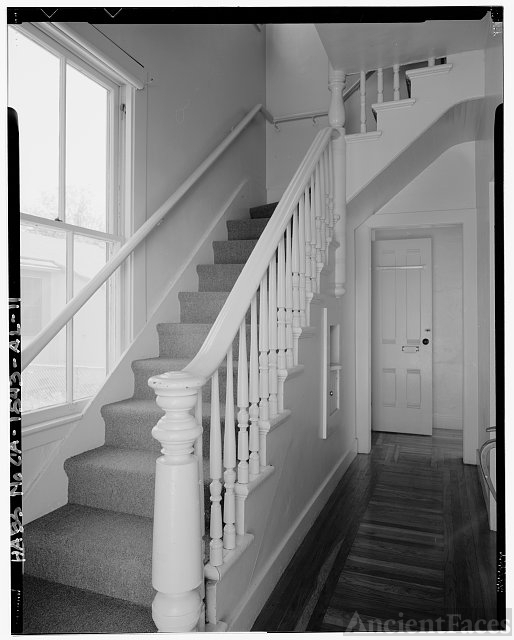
[148,370,206,632]
[328,64,347,297]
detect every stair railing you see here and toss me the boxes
[148,64,348,632]
[21,103,266,371]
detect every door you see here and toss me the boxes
[372,238,432,435]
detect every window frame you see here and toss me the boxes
[10,23,135,426]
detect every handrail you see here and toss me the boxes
[21,103,265,370]
[271,71,374,128]
[184,126,334,381]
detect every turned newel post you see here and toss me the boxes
[149,370,206,632]
[328,64,347,297]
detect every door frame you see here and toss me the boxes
[355,208,479,464]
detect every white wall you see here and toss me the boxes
[374,142,476,431]
[96,23,267,326]
[374,226,463,430]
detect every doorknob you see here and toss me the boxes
[422,338,429,345]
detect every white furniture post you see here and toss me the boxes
[328,64,347,297]
[149,371,205,632]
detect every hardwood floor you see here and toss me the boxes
[252,429,499,632]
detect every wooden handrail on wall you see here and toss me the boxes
[21,103,265,370]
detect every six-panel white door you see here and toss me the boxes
[371,238,433,435]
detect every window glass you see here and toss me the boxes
[8,28,60,219]
[66,64,108,231]
[73,235,108,400]
[22,328,67,411]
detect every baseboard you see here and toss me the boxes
[225,444,357,631]
[433,413,463,430]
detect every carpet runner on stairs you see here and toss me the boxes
[23,202,278,627]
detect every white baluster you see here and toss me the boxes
[324,148,333,245]
[328,65,347,297]
[319,157,328,265]
[248,295,260,480]
[298,192,307,328]
[315,163,324,291]
[428,56,435,67]
[309,175,318,295]
[360,70,367,133]
[393,64,400,101]
[291,210,301,365]
[377,68,384,103]
[223,347,236,550]
[258,274,270,469]
[268,254,278,419]
[285,219,295,369]
[208,371,223,567]
[236,320,249,485]
[149,371,205,632]
[235,320,249,536]
[194,391,205,575]
[303,187,313,326]
[276,236,287,414]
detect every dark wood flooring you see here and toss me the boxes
[252,429,499,632]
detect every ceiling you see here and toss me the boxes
[315,17,490,74]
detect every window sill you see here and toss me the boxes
[22,398,90,432]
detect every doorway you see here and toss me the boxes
[355,210,479,464]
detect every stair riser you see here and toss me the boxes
[180,292,254,324]
[158,324,251,359]
[24,541,154,607]
[213,239,257,264]
[197,264,244,292]
[227,218,269,240]
[249,202,278,219]
[66,457,156,519]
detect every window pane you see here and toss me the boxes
[22,328,67,411]
[21,222,67,341]
[73,235,108,400]
[66,64,108,231]
[8,28,60,219]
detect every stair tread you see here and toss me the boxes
[226,217,270,240]
[249,202,278,219]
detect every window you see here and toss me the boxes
[9,25,125,414]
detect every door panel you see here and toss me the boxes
[372,238,432,435]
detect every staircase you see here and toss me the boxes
[21,49,486,633]
[24,202,277,620]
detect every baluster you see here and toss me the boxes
[320,156,328,265]
[298,192,307,328]
[309,175,318,295]
[149,371,205,632]
[268,254,278,419]
[248,295,260,479]
[236,320,249,484]
[194,391,205,567]
[258,274,270,469]
[323,148,332,260]
[291,210,301,365]
[428,56,435,67]
[360,70,367,133]
[276,236,287,413]
[303,187,313,326]
[315,165,324,291]
[223,346,236,550]
[235,320,250,536]
[286,219,295,369]
[324,148,332,243]
[377,68,384,103]
[328,65,347,297]
[393,64,400,101]
[209,371,223,566]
